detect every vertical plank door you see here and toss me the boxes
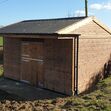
[21,41,44,87]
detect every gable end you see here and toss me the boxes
[57,16,111,37]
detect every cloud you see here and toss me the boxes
[75,10,85,16]
[90,2,111,10]
[74,10,93,16]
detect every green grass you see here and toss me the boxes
[0,66,3,76]
[31,75,111,111]
[0,37,3,46]
[0,38,3,76]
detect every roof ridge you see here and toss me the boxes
[22,16,87,22]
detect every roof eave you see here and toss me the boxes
[0,33,80,39]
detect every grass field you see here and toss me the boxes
[0,66,3,76]
[29,75,111,110]
[0,37,3,46]
[0,37,3,76]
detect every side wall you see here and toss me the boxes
[71,21,111,93]
[4,37,21,80]
[44,39,73,95]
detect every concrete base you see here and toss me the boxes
[0,77,65,100]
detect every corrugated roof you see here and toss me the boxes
[0,17,86,34]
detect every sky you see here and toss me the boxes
[0,0,111,28]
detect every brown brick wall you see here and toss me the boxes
[71,21,111,93]
[78,39,111,93]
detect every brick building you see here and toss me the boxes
[0,16,111,95]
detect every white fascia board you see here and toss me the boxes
[93,17,111,35]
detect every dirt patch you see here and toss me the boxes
[0,100,56,111]
[0,90,65,111]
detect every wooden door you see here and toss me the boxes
[21,41,44,87]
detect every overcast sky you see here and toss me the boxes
[0,0,111,28]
